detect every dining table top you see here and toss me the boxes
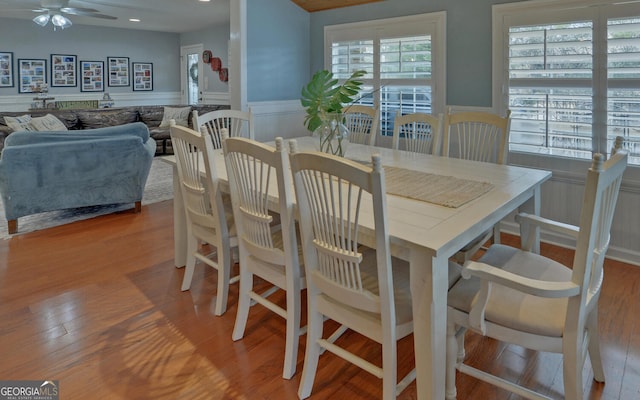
[161,135,552,262]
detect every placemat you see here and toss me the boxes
[383,166,493,208]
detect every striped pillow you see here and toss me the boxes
[4,115,35,132]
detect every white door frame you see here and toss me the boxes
[180,43,204,105]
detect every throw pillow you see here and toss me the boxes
[4,115,34,132]
[30,114,68,131]
[159,106,191,128]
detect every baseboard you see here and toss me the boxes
[500,221,640,267]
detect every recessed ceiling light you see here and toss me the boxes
[199,0,211,2]
[129,18,140,22]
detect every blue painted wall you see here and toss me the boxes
[0,18,180,96]
[247,0,310,102]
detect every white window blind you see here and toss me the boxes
[607,17,640,164]
[498,1,640,165]
[325,13,445,137]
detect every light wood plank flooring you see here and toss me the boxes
[0,200,638,399]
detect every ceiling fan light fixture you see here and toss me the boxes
[33,14,51,27]
[51,13,72,29]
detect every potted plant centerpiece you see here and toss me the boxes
[301,69,366,156]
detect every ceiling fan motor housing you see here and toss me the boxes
[41,0,70,9]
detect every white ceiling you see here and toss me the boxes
[0,0,230,33]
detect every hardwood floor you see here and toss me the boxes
[1,199,639,399]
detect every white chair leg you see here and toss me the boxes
[381,329,398,400]
[298,296,323,399]
[214,242,232,316]
[282,282,302,380]
[446,322,459,400]
[563,331,583,400]
[587,310,605,383]
[232,261,253,341]
[457,328,466,363]
[180,236,199,291]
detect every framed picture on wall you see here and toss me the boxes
[80,60,104,92]
[132,62,153,91]
[0,51,13,88]
[18,58,47,93]
[107,56,129,87]
[50,54,77,87]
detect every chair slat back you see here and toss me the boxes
[574,150,627,299]
[170,124,227,235]
[444,110,511,164]
[392,112,443,155]
[223,137,297,268]
[290,149,392,314]
[193,109,255,149]
[344,105,379,146]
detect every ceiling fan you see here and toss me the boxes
[27,0,117,30]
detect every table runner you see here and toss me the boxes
[382,166,493,208]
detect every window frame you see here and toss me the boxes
[323,12,447,132]
[493,0,640,169]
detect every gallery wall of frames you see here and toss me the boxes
[0,51,153,93]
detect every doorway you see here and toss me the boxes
[180,44,204,105]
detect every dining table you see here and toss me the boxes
[160,136,552,400]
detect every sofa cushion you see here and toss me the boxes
[159,106,191,128]
[138,106,165,128]
[30,114,68,131]
[46,110,81,130]
[76,109,139,129]
[4,115,35,132]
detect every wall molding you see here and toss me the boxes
[501,221,640,267]
[202,91,230,105]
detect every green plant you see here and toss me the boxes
[300,69,366,132]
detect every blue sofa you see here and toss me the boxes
[0,122,156,234]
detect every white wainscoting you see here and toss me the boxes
[0,92,184,111]
[202,92,230,105]
[248,99,306,143]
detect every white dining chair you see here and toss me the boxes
[343,104,380,146]
[192,109,255,149]
[290,145,461,399]
[445,146,628,400]
[444,108,512,263]
[170,123,239,316]
[222,135,305,380]
[443,108,511,164]
[392,112,443,155]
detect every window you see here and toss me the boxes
[325,12,446,137]
[494,0,640,165]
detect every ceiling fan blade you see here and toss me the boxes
[61,7,117,19]
[61,6,99,13]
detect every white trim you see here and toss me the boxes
[247,100,306,142]
[202,91,230,105]
[0,92,184,111]
[323,11,447,115]
[501,220,640,267]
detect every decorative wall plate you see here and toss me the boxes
[202,50,212,64]
[210,57,222,72]
[219,67,228,82]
